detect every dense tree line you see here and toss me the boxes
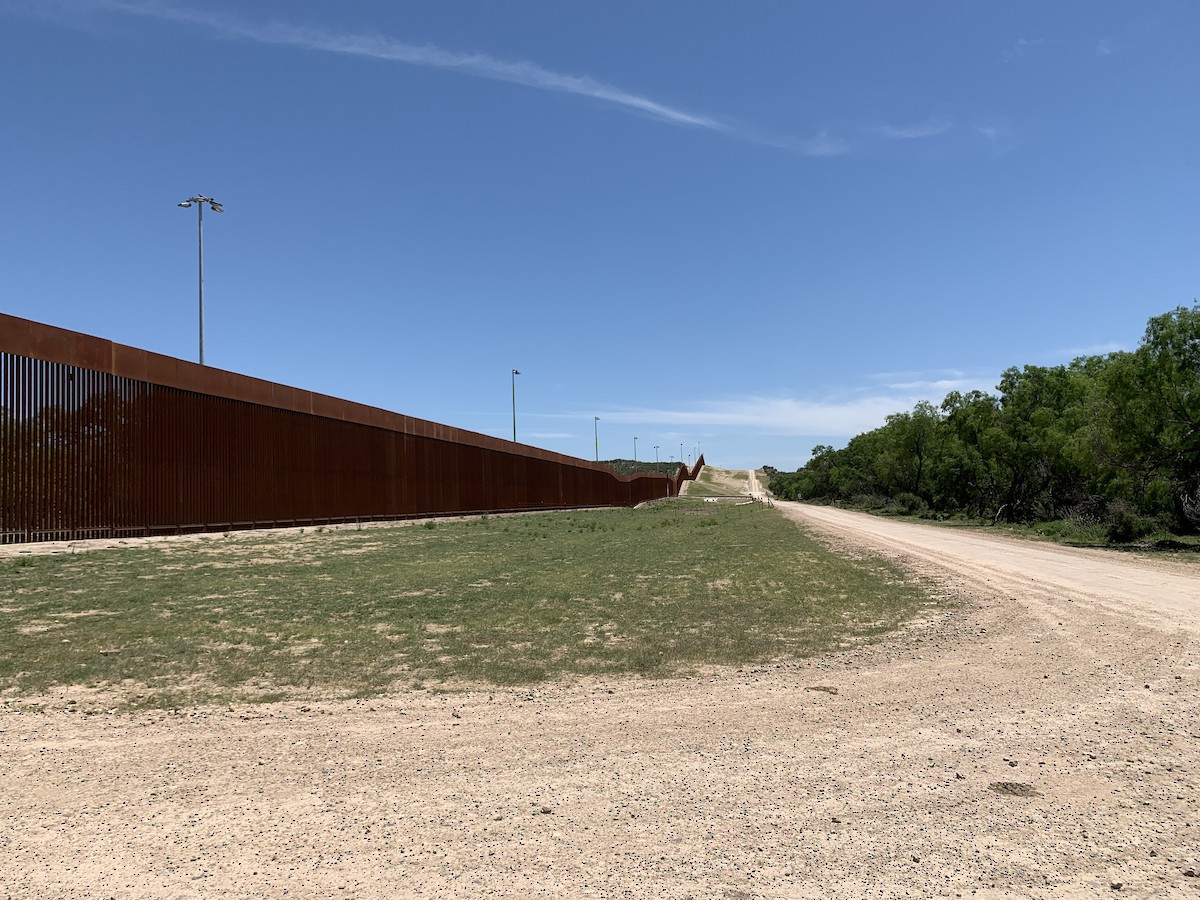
[770,304,1200,541]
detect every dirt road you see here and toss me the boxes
[3,505,1199,898]
[785,503,1200,627]
[747,469,765,499]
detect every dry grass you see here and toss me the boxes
[0,502,933,709]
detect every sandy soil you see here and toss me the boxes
[3,500,1199,898]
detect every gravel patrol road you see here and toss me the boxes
[2,501,1198,898]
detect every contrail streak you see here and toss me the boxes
[46,0,849,154]
[21,0,848,154]
[90,1,729,132]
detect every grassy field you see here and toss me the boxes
[0,501,933,709]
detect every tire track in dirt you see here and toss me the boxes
[2,505,1199,897]
[781,503,1200,632]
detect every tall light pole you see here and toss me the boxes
[654,445,659,464]
[177,195,224,366]
[633,436,638,464]
[594,416,600,462]
[680,442,684,467]
[511,369,521,442]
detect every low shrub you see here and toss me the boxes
[891,492,930,517]
[1105,500,1158,543]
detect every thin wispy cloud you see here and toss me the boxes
[974,120,1015,154]
[869,368,971,382]
[868,368,985,394]
[882,378,980,393]
[576,365,1001,438]
[874,118,952,140]
[783,130,851,157]
[37,0,853,156]
[1053,341,1128,359]
[89,0,723,129]
[725,125,849,157]
[1003,37,1047,62]
[593,396,931,436]
[572,385,999,438]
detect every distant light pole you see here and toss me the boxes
[680,443,684,467]
[633,436,638,464]
[177,195,224,366]
[511,369,521,442]
[594,416,600,462]
[653,445,659,464]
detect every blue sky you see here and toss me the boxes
[2,1,1197,471]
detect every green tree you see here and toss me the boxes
[937,390,1002,516]
[1100,304,1200,528]
[877,400,943,500]
[771,303,1197,538]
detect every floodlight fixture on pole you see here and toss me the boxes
[594,416,600,462]
[177,195,224,366]
[511,369,521,442]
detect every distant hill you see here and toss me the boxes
[682,466,748,497]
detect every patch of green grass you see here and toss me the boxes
[1002,520,1200,555]
[1011,518,1111,545]
[0,502,933,708]
[682,483,736,497]
[862,507,1200,559]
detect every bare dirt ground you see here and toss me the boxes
[679,466,754,499]
[3,499,1199,898]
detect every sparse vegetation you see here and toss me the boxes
[0,502,932,709]
[600,459,681,477]
[683,479,740,497]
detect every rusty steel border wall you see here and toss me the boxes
[0,313,702,544]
